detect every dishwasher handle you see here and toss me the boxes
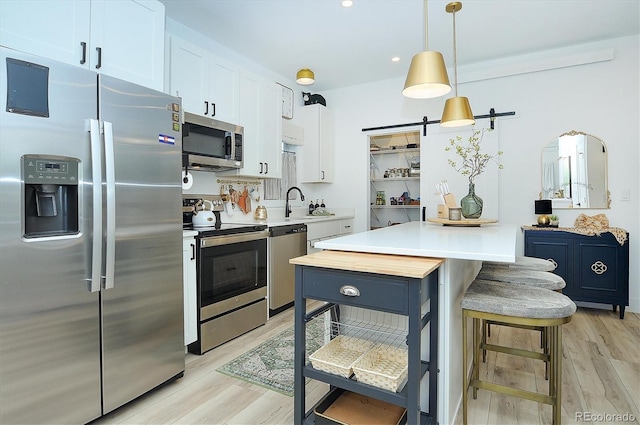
[269,224,307,237]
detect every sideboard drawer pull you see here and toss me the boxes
[591,260,608,275]
[339,285,360,297]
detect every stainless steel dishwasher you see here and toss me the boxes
[269,224,307,315]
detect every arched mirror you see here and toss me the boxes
[541,130,609,209]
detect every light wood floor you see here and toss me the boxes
[94,306,639,425]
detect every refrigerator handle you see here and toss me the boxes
[88,119,102,293]
[104,121,116,289]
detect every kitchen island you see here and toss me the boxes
[311,221,518,425]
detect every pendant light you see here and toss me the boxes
[402,0,451,99]
[440,2,475,127]
[296,69,315,85]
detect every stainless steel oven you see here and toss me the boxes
[184,195,268,355]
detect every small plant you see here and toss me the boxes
[550,215,559,221]
[445,127,503,183]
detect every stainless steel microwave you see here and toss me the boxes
[182,112,243,172]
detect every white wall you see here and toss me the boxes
[313,35,639,313]
[167,17,639,313]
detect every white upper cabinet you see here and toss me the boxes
[89,0,165,90]
[0,0,165,91]
[220,71,281,178]
[166,35,239,123]
[299,104,334,183]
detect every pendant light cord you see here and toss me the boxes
[423,0,429,51]
[452,8,458,96]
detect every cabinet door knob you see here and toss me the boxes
[339,285,360,297]
[204,101,209,115]
[95,47,102,69]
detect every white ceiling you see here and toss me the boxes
[160,0,640,92]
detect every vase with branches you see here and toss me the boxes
[445,127,503,218]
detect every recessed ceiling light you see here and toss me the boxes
[341,0,353,7]
[392,57,400,62]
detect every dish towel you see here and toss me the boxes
[264,151,297,200]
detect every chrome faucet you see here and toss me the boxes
[285,186,305,218]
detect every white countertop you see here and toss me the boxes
[315,221,517,262]
[183,230,198,238]
[224,208,354,227]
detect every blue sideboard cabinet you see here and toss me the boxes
[524,229,629,318]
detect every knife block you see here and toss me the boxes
[437,193,458,218]
[437,204,449,219]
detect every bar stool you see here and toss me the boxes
[482,255,556,272]
[474,270,566,378]
[462,279,576,425]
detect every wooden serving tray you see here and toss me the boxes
[427,218,498,227]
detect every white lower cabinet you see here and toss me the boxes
[0,0,165,91]
[182,236,197,346]
[306,218,353,254]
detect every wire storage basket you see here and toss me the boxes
[309,335,374,378]
[352,344,408,392]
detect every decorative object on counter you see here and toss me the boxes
[440,2,475,128]
[311,207,334,216]
[460,182,483,219]
[427,217,497,227]
[448,207,462,221]
[254,205,268,220]
[534,199,553,226]
[549,215,559,226]
[296,68,315,85]
[403,0,451,99]
[217,318,325,397]
[521,212,628,246]
[308,199,315,215]
[445,127,503,218]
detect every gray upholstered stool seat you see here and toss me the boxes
[463,279,576,319]
[461,279,576,425]
[482,255,556,272]
[475,269,565,291]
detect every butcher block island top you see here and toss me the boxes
[289,250,443,278]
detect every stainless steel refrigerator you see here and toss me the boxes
[0,46,185,424]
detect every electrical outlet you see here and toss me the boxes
[620,189,630,201]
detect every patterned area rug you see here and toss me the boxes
[217,318,325,397]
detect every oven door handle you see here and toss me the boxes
[201,230,268,247]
